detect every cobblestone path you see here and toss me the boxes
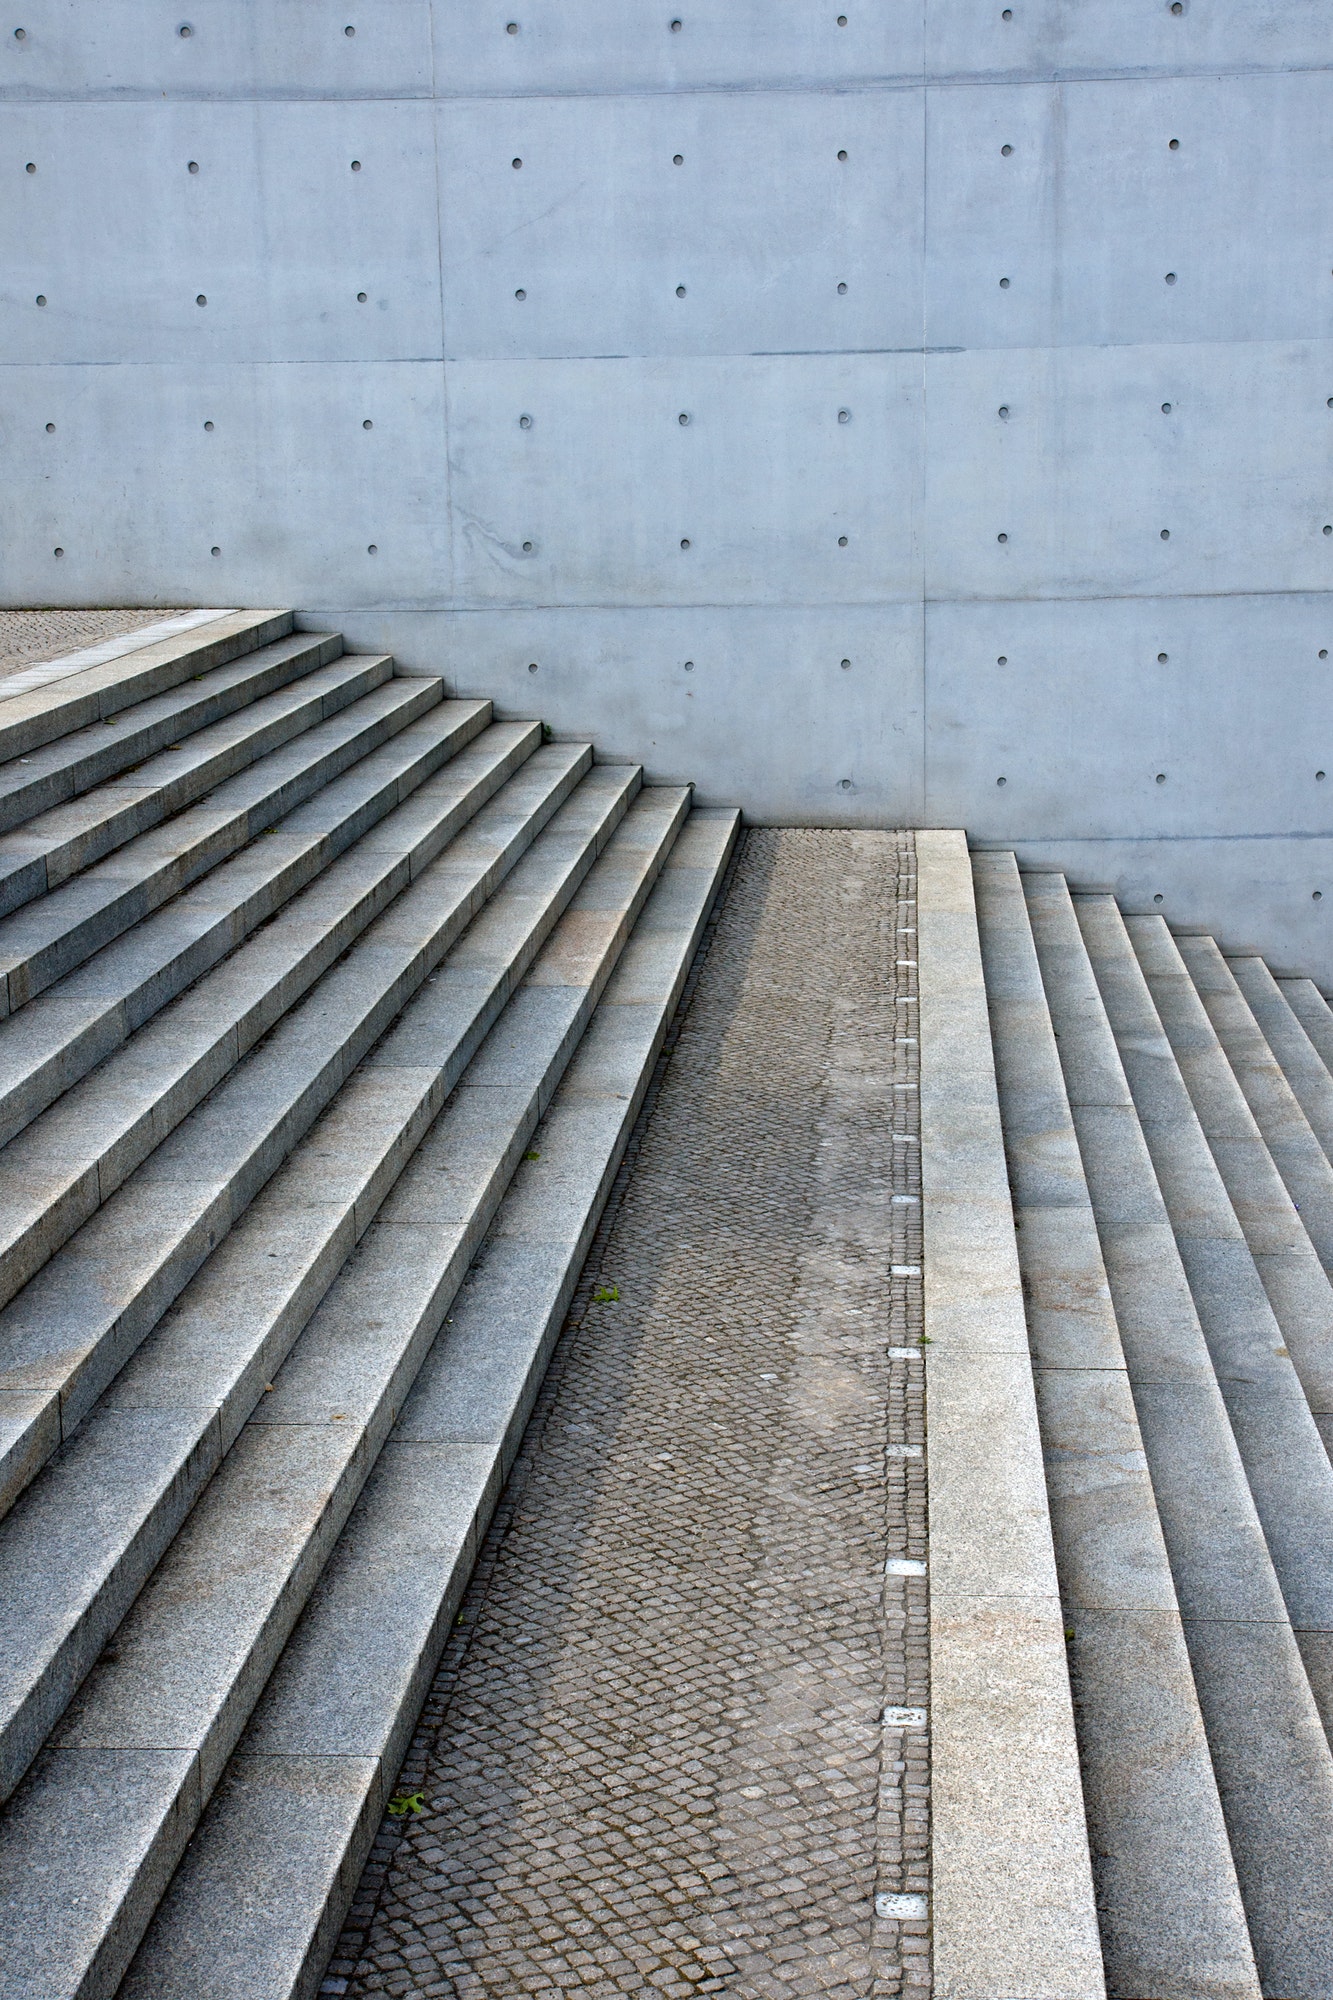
[0,607,190,681]
[328,828,928,2000]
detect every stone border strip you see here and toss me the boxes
[916,829,1104,2000]
[0,609,292,765]
[0,611,236,704]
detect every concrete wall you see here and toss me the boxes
[3,4,1332,974]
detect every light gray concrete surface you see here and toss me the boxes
[973,850,1255,2000]
[917,831,1102,2000]
[4,17,1331,969]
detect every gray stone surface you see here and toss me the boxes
[973,849,1255,1999]
[0,740,590,1521]
[0,615,294,767]
[918,833,1102,2000]
[0,650,383,922]
[0,675,444,1019]
[1025,867,1333,1997]
[0,785,693,1992]
[1079,898,1333,1671]
[124,809,739,2000]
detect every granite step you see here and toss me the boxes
[1278,977,1333,1081]
[0,742,596,1526]
[0,647,385,924]
[0,708,515,1323]
[0,786,704,2000]
[0,761,654,1815]
[0,699,498,1154]
[0,674,445,1020]
[1125,922,1333,1466]
[973,853,1257,2000]
[1036,875,1333,1996]
[1230,956,1333,1180]
[0,628,344,840]
[116,807,738,2000]
[0,611,293,768]
[1086,900,1333,1748]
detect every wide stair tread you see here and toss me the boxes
[117,807,738,2000]
[972,853,1257,2000]
[0,628,343,839]
[0,740,597,1524]
[0,645,381,922]
[0,697,498,1153]
[0,788,715,2000]
[0,672,442,1018]
[0,751,641,1809]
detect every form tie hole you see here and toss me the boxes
[1165,271,1177,284]
[203,419,214,431]
[673,153,683,165]
[837,281,848,294]
[44,421,54,432]
[519,413,532,428]
[528,661,539,673]
[188,160,199,173]
[1001,144,1013,156]
[1162,401,1172,412]
[1169,138,1180,150]
[999,276,1010,288]
[522,540,534,553]
[362,418,373,429]
[1158,651,1168,663]
[996,655,1007,665]
[997,532,1008,544]
[357,291,367,302]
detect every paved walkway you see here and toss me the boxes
[0,607,189,682]
[327,828,929,2000]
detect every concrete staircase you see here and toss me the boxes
[973,851,1333,2000]
[0,610,738,2000]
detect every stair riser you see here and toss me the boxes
[114,810,739,2000]
[1027,873,1333,1995]
[0,795,690,1999]
[0,781,657,1810]
[0,721,533,1317]
[0,612,294,768]
[0,748,596,1524]
[0,654,390,923]
[0,632,344,838]
[0,702,499,1153]
[0,680,444,1020]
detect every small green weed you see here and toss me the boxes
[388,1792,426,1818]
[593,1283,620,1304]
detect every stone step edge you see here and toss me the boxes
[0,772,668,1817]
[916,829,1105,2000]
[0,700,499,1157]
[0,741,594,1531]
[0,674,444,1022]
[0,651,390,925]
[117,806,741,2000]
[0,612,294,765]
[0,629,344,840]
[0,791,699,2000]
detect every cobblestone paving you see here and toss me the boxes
[328,828,928,2000]
[0,607,190,680]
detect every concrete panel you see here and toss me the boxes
[445,354,922,606]
[924,594,1333,841]
[432,1,924,95]
[320,604,926,824]
[924,341,1333,601]
[2,102,441,366]
[924,0,1331,81]
[437,89,924,359]
[925,73,1333,352]
[0,1,434,100]
[0,364,451,609]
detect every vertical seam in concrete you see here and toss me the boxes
[917,828,1103,2000]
